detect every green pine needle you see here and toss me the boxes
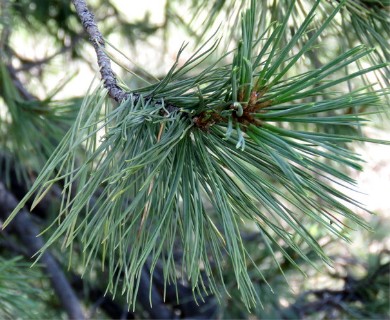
[4,0,389,308]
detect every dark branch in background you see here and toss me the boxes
[70,275,135,319]
[71,0,129,103]
[151,262,218,319]
[138,268,175,319]
[0,182,85,320]
[284,256,390,319]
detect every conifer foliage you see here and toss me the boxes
[0,0,389,318]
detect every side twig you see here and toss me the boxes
[0,182,85,320]
[71,0,180,115]
[71,0,129,103]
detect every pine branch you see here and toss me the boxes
[0,182,85,320]
[71,0,130,103]
[5,0,389,310]
[70,0,182,115]
[71,0,181,115]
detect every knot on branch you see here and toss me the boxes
[193,88,272,131]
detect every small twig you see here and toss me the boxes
[0,182,85,320]
[11,36,82,72]
[71,0,130,103]
[6,64,37,100]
